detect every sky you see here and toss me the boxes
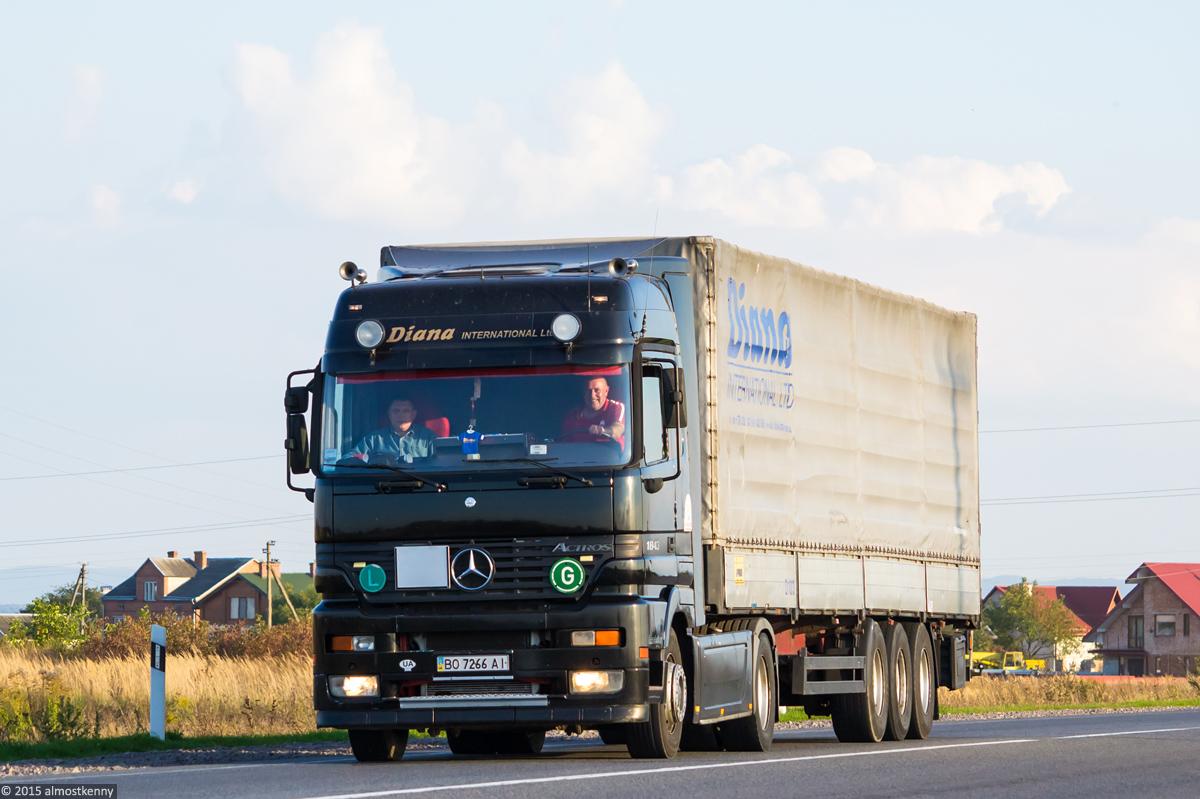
[1,2,1198,605]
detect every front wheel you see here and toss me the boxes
[348,729,409,762]
[626,629,685,759]
[719,632,776,752]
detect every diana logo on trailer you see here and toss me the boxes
[727,279,792,370]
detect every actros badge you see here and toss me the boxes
[451,547,495,591]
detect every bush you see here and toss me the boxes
[73,610,311,661]
[6,600,89,651]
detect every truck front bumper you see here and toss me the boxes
[313,596,660,730]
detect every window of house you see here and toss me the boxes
[143,581,157,602]
[1155,614,1176,637]
[230,597,256,620]
[1129,615,1144,649]
[1185,614,1191,636]
[113,615,124,624]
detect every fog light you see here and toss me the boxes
[570,670,624,694]
[356,320,384,348]
[352,635,375,652]
[329,675,379,698]
[552,313,581,342]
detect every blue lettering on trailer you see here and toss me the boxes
[726,279,792,370]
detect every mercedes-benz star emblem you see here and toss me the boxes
[450,547,495,591]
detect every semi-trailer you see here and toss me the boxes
[284,236,980,761]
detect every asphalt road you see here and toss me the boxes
[5,710,1200,799]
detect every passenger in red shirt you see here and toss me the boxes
[561,377,626,447]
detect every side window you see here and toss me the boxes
[143,581,157,602]
[641,368,668,463]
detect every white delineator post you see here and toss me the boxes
[150,624,166,740]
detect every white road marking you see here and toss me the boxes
[5,758,354,782]
[1056,726,1200,740]
[296,739,1036,799]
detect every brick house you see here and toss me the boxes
[101,550,292,625]
[982,584,1119,671]
[1084,563,1200,677]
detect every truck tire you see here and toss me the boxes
[903,622,935,740]
[446,729,494,755]
[626,629,685,759]
[348,728,409,761]
[830,618,889,743]
[493,729,546,755]
[882,622,912,741]
[719,632,776,752]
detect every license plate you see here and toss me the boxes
[437,654,510,673]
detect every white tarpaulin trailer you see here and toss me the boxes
[670,238,980,619]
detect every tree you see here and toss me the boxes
[6,599,88,649]
[270,582,319,622]
[982,579,1082,659]
[22,582,104,619]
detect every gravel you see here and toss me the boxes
[1,705,1193,778]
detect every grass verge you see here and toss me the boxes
[0,730,349,763]
[941,698,1200,715]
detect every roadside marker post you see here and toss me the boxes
[150,623,166,740]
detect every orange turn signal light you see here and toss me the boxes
[595,630,621,647]
[331,636,353,652]
[638,647,649,659]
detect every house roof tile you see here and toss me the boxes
[163,558,255,601]
[985,583,1117,635]
[1131,563,1200,616]
[149,558,199,578]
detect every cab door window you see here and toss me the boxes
[641,367,668,464]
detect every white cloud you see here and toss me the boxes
[91,185,120,229]
[501,62,666,218]
[677,144,825,228]
[66,64,102,141]
[1148,217,1200,243]
[168,179,199,204]
[234,23,468,228]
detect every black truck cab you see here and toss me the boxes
[287,241,699,754]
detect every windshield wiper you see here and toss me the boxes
[474,457,593,487]
[328,461,447,490]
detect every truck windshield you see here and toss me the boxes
[319,365,632,474]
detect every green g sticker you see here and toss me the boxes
[359,564,387,593]
[550,558,586,594]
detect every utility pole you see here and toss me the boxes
[69,564,86,608]
[264,541,275,627]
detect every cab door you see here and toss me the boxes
[639,359,679,534]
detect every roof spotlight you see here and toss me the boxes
[552,313,581,342]
[356,320,384,348]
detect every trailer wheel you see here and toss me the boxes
[830,618,889,743]
[626,629,685,759]
[882,622,912,741]
[719,632,776,752]
[903,622,935,740]
[493,729,546,755]
[446,729,494,755]
[348,728,409,761]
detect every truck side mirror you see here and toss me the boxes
[661,368,686,429]
[284,386,309,414]
[286,414,310,474]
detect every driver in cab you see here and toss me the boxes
[561,377,626,447]
[346,398,436,463]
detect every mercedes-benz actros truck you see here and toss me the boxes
[284,237,979,761]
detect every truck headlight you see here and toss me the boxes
[570,670,624,694]
[352,635,375,652]
[356,320,384,348]
[329,675,379,698]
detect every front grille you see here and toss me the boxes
[427,681,539,697]
[332,537,612,603]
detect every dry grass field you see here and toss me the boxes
[938,674,1200,711]
[0,648,314,742]
[4,644,1199,744]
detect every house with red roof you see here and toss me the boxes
[1084,563,1200,677]
[982,584,1120,671]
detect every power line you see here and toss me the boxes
[983,485,1200,503]
[982,491,1200,506]
[0,515,309,549]
[0,455,279,481]
[981,419,1200,434]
